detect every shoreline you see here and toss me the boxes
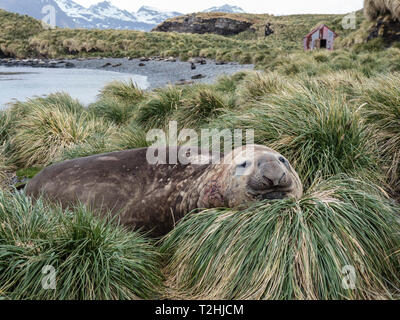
[0,57,254,90]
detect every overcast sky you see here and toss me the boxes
[74,0,364,15]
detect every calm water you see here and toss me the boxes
[0,66,149,109]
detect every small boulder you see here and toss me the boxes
[190,58,206,65]
[176,79,194,86]
[191,74,206,80]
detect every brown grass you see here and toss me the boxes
[163,12,272,25]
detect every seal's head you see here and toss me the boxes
[219,145,303,207]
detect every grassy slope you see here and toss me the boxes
[0,10,44,58]
[0,9,364,63]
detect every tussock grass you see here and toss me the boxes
[0,112,14,188]
[161,177,400,300]
[136,86,184,129]
[0,145,12,189]
[88,97,137,126]
[175,86,236,129]
[61,132,116,161]
[9,94,115,167]
[0,111,12,144]
[9,92,85,117]
[354,38,386,55]
[99,80,146,105]
[0,191,163,300]
[62,122,150,160]
[237,71,284,104]
[359,73,400,194]
[109,121,151,151]
[211,83,380,187]
[297,70,364,99]
[213,72,248,93]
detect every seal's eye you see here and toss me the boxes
[238,161,251,168]
[279,157,287,164]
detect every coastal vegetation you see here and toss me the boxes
[1,66,400,299]
[162,177,400,299]
[0,191,163,300]
[1,3,400,300]
[0,8,365,65]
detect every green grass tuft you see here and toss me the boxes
[0,191,164,300]
[99,80,146,105]
[9,94,115,167]
[237,71,284,104]
[136,86,184,129]
[359,73,400,195]
[161,177,400,300]
[211,82,381,188]
[109,121,151,151]
[16,167,42,180]
[88,97,137,126]
[175,86,236,129]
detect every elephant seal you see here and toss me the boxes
[26,145,303,237]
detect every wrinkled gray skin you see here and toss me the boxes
[26,145,303,237]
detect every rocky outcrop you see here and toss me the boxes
[367,15,400,45]
[264,23,274,36]
[152,13,255,36]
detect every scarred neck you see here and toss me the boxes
[176,164,227,215]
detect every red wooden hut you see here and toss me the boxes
[303,24,338,51]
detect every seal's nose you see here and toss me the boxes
[264,172,286,186]
[258,156,287,187]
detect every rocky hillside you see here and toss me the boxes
[364,0,400,45]
[153,12,262,36]
[367,15,400,44]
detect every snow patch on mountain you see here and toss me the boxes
[89,1,136,22]
[135,6,182,24]
[203,4,246,14]
[54,0,100,20]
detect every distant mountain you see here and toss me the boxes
[203,4,246,14]
[135,6,183,25]
[0,0,183,31]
